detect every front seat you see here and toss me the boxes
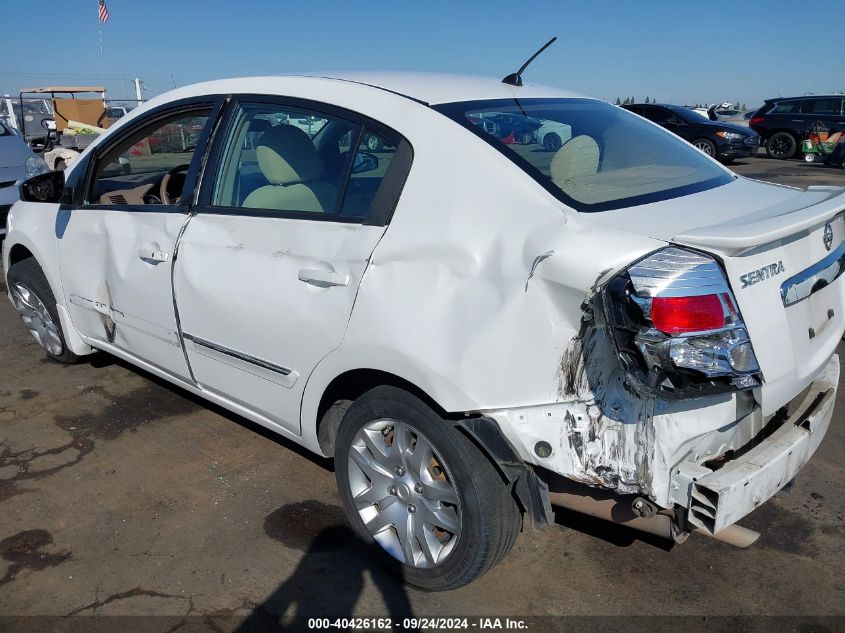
[243,125,337,212]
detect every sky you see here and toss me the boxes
[4,0,844,109]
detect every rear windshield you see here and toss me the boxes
[434,98,733,212]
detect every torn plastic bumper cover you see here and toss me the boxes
[674,353,838,534]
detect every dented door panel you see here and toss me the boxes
[57,207,192,379]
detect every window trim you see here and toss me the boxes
[79,95,225,213]
[195,94,413,227]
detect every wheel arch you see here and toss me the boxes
[3,231,94,357]
[313,367,456,456]
[7,242,36,268]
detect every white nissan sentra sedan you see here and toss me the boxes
[4,73,844,590]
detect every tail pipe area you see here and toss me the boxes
[545,476,760,548]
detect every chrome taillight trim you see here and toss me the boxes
[627,247,730,298]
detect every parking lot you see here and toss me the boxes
[1,155,844,629]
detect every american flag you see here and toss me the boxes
[98,0,110,23]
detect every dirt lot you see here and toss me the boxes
[1,156,844,630]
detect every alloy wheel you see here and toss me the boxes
[694,140,714,155]
[347,418,462,568]
[11,281,64,356]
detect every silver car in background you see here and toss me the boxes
[0,121,49,235]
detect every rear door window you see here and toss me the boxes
[801,98,844,115]
[210,102,358,215]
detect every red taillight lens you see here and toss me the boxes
[749,116,765,126]
[651,294,725,335]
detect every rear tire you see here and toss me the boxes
[7,258,79,363]
[334,386,521,591]
[766,132,797,159]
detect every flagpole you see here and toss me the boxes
[98,4,104,88]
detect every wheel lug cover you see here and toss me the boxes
[408,505,416,513]
[388,486,397,495]
[395,467,405,476]
[414,484,422,494]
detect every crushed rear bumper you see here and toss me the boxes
[675,354,838,534]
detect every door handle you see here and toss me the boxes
[298,269,350,287]
[139,247,169,263]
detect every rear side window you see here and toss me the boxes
[771,101,799,114]
[210,103,359,215]
[209,102,410,223]
[800,98,844,115]
[340,128,401,217]
[436,98,732,213]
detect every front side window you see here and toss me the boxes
[435,98,733,212]
[91,110,210,206]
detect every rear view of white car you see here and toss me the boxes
[3,72,843,590]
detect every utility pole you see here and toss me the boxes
[134,77,143,107]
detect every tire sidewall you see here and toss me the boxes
[766,132,796,159]
[694,138,717,157]
[334,388,498,590]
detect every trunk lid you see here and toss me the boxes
[674,186,845,415]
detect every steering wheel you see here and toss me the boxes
[160,164,190,205]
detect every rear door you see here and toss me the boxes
[56,100,219,380]
[174,97,412,434]
[801,97,845,134]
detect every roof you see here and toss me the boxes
[304,72,587,105]
[19,86,106,94]
[764,94,844,101]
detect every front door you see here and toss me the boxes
[174,98,409,434]
[57,104,215,380]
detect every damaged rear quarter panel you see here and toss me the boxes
[305,112,674,495]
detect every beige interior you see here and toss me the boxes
[243,126,337,212]
[549,135,601,189]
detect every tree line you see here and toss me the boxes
[613,97,749,110]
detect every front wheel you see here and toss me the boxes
[7,258,79,363]
[693,138,717,157]
[335,386,521,591]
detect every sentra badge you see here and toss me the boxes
[740,261,785,289]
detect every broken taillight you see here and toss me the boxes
[651,295,726,335]
[603,247,761,399]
